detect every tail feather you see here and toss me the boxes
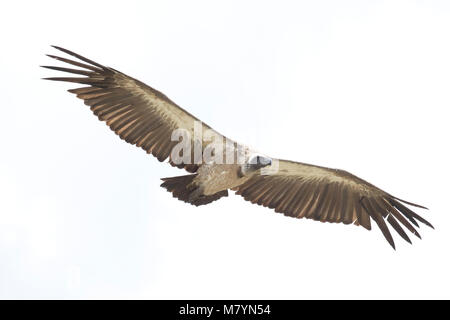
[160,174,228,206]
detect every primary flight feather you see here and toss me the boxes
[43,46,433,249]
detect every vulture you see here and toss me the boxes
[43,46,433,249]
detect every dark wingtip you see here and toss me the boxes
[51,45,66,52]
[46,54,59,59]
[48,45,105,69]
[41,77,63,81]
[393,196,428,210]
[387,234,396,250]
[417,216,434,229]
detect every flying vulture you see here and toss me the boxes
[43,46,433,249]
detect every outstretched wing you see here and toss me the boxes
[234,159,433,248]
[43,46,228,172]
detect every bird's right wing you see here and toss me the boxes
[234,159,433,248]
[43,46,230,173]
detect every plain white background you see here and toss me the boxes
[1,0,449,299]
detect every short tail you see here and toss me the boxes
[160,174,228,206]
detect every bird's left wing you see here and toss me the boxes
[43,46,227,173]
[233,159,433,248]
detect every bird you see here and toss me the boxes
[42,46,433,249]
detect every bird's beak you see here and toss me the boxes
[258,156,272,168]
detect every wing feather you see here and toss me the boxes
[387,215,411,244]
[362,197,395,249]
[235,159,431,248]
[43,46,231,172]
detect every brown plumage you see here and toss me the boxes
[43,46,433,249]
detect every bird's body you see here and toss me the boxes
[196,164,246,194]
[43,46,433,249]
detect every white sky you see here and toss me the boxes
[1,0,449,299]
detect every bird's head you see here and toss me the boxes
[254,155,272,168]
[242,155,272,174]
